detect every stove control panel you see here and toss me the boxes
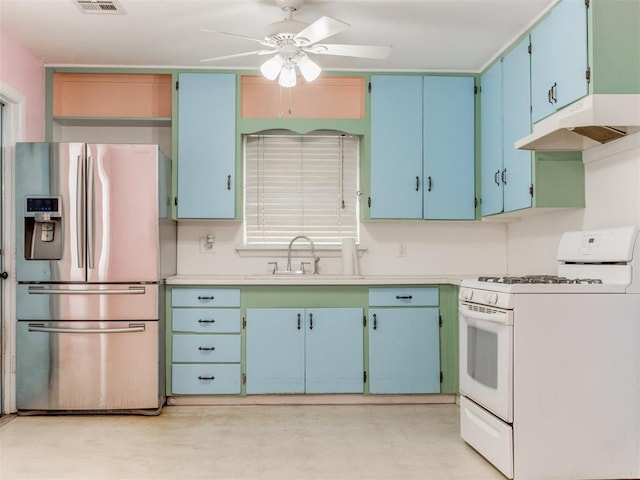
[557,226,638,263]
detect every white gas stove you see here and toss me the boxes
[459,226,640,480]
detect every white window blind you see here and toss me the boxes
[244,132,360,247]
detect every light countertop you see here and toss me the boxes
[166,274,468,286]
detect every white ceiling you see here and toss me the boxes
[0,0,558,73]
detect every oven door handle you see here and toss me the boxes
[460,303,512,325]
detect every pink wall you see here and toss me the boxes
[0,29,45,141]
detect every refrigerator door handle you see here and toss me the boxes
[27,286,146,295]
[76,154,85,269]
[86,155,95,270]
[27,323,146,334]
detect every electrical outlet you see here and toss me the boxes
[199,234,216,254]
[397,243,407,257]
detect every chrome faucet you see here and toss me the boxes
[287,235,320,274]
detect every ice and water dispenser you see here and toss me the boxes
[23,196,63,260]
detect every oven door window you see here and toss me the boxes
[467,325,498,389]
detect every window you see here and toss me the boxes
[243,131,360,247]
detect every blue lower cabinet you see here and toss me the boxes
[172,364,241,394]
[369,307,440,393]
[368,287,440,394]
[170,288,242,395]
[245,307,364,394]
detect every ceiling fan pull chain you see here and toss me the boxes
[288,86,293,116]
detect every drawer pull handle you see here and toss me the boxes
[297,313,301,330]
[198,346,216,351]
[309,312,313,330]
[395,295,413,300]
[373,313,378,330]
[198,376,215,381]
[197,296,215,300]
[198,319,216,324]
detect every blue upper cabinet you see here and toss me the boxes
[177,73,236,219]
[423,76,476,220]
[502,36,533,213]
[370,75,476,220]
[531,0,588,123]
[480,61,504,217]
[370,75,423,219]
[481,36,533,216]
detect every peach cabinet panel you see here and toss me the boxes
[53,73,172,118]
[241,76,365,119]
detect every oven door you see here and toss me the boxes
[459,300,513,423]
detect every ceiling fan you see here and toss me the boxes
[201,0,391,87]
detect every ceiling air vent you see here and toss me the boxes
[75,0,126,14]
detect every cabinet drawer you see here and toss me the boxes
[172,364,241,394]
[171,288,240,307]
[172,308,241,333]
[172,335,241,363]
[368,287,438,306]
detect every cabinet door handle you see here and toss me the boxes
[548,87,553,104]
[427,176,432,192]
[309,312,314,330]
[494,170,500,186]
[198,319,215,324]
[198,346,216,351]
[395,295,413,300]
[551,82,557,104]
[198,376,215,381]
[415,176,420,191]
[501,169,507,185]
[227,174,232,191]
[373,313,378,330]
[297,313,301,330]
[197,296,215,300]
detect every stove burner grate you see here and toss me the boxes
[477,275,603,285]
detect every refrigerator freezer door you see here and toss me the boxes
[15,143,86,282]
[87,144,160,282]
[17,320,160,410]
[16,284,158,321]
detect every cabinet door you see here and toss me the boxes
[305,308,364,394]
[531,0,588,123]
[245,308,305,394]
[502,36,533,213]
[368,307,440,394]
[551,0,588,110]
[480,61,504,216]
[423,76,475,219]
[177,73,236,219]
[370,75,423,219]
[530,12,556,123]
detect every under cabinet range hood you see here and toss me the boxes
[515,94,640,151]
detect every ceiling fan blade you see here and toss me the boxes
[294,16,350,45]
[201,28,274,47]
[200,50,276,63]
[307,44,392,59]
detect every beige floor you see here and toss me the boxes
[0,404,504,480]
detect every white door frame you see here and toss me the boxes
[0,81,25,414]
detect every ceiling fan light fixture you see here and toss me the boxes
[297,55,321,82]
[278,65,297,88]
[260,55,285,80]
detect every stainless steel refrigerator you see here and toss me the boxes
[15,143,176,412]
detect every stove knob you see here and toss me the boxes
[484,292,498,305]
[461,289,473,301]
